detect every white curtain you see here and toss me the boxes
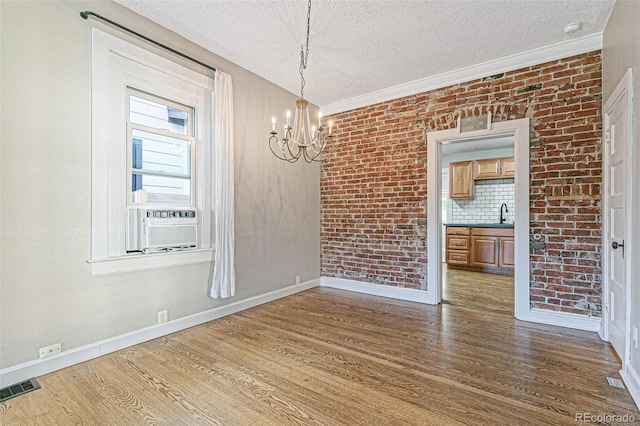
[211,71,235,298]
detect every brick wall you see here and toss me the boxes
[321,51,602,317]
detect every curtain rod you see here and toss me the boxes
[80,11,216,73]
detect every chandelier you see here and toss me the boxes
[268,0,333,163]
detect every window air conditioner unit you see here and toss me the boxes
[126,208,197,253]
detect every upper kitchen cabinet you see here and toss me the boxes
[474,157,514,180]
[500,157,515,177]
[449,160,474,199]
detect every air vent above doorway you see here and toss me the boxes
[458,112,492,133]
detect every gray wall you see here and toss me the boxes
[0,1,320,369]
[602,0,640,380]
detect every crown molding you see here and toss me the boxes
[321,33,603,115]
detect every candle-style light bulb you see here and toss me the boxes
[329,120,333,135]
[312,125,316,136]
[271,117,276,132]
[286,110,291,127]
[318,112,323,127]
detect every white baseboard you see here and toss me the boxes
[516,308,601,332]
[598,318,607,341]
[621,363,640,411]
[321,277,602,333]
[0,276,607,388]
[320,276,433,304]
[0,278,320,388]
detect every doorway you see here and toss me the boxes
[426,117,530,319]
[440,136,515,314]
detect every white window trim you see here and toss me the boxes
[89,29,213,275]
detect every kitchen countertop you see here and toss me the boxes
[444,223,514,228]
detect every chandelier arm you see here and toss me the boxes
[285,134,303,161]
[310,136,336,163]
[269,129,302,163]
[269,134,291,162]
[303,146,315,163]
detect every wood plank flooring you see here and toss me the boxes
[1,287,637,425]
[443,264,514,314]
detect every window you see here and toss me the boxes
[128,91,195,207]
[89,29,214,275]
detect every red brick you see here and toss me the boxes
[321,51,602,312]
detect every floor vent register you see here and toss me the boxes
[606,376,625,389]
[0,378,41,403]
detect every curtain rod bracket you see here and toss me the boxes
[80,10,216,73]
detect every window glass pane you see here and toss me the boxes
[129,94,190,135]
[132,128,191,176]
[130,127,192,206]
[133,174,191,205]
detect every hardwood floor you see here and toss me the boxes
[1,287,637,425]
[443,264,514,314]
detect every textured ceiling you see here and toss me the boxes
[113,0,614,108]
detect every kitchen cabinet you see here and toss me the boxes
[474,157,514,180]
[449,161,474,199]
[500,157,515,178]
[471,228,514,270]
[446,227,470,266]
[471,235,499,267]
[445,226,514,274]
[499,237,515,268]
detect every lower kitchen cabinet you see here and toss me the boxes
[471,228,514,270]
[499,237,515,268]
[471,235,499,267]
[445,226,514,274]
[446,226,470,266]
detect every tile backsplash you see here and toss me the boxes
[451,178,515,224]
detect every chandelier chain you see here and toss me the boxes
[299,0,311,99]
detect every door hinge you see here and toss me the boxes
[605,128,611,144]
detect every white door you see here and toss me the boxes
[604,70,632,363]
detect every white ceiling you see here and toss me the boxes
[114,0,614,110]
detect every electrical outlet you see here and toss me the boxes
[39,343,61,359]
[296,276,301,285]
[158,310,168,324]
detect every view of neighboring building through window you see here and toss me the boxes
[128,91,195,206]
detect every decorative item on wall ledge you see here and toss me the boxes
[268,0,333,163]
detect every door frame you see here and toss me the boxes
[601,68,633,356]
[426,118,530,319]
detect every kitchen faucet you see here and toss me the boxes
[500,203,508,224]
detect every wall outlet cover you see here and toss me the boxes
[39,343,61,359]
[157,310,168,324]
